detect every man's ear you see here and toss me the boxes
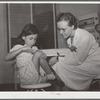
[22,36,25,40]
[71,25,74,29]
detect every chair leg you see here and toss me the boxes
[14,83,17,90]
[41,89,45,91]
[35,89,38,91]
[98,81,100,89]
[28,88,45,91]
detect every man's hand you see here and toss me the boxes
[49,56,58,66]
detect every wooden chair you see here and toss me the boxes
[14,63,20,90]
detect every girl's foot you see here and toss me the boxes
[46,74,55,80]
[38,76,47,83]
[38,74,56,83]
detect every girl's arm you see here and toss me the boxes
[5,45,31,61]
[5,48,23,61]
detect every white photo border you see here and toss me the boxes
[1,1,100,99]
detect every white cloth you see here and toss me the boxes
[53,28,100,90]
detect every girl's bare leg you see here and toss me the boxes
[32,51,52,74]
[32,51,40,75]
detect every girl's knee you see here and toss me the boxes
[34,50,47,59]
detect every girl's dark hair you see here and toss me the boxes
[17,23,39,45]
[57,12,78,29]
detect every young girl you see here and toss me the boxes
[5,23,55,85]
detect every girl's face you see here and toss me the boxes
[22,34,38,47]
[57,20,74,39]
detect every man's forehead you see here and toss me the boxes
[58,21,69,27]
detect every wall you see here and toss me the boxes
[33,4,53,15]
[9,4,31,38]
[59,4,98,19]
[33,4,55,49]
[98,4,100,22]
[0,4,8,83]
[0,4,15,84]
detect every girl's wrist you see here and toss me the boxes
[20,48,24,53]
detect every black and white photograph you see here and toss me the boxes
[1,1,100,98]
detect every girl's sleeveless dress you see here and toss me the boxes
[10,45,40,85]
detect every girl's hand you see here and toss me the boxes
[49,56,58,66]
[21,46,31,51]
[32,46,38,52]
[21,46,32,53]
[22,46,36,54]
[25,49,35,54]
